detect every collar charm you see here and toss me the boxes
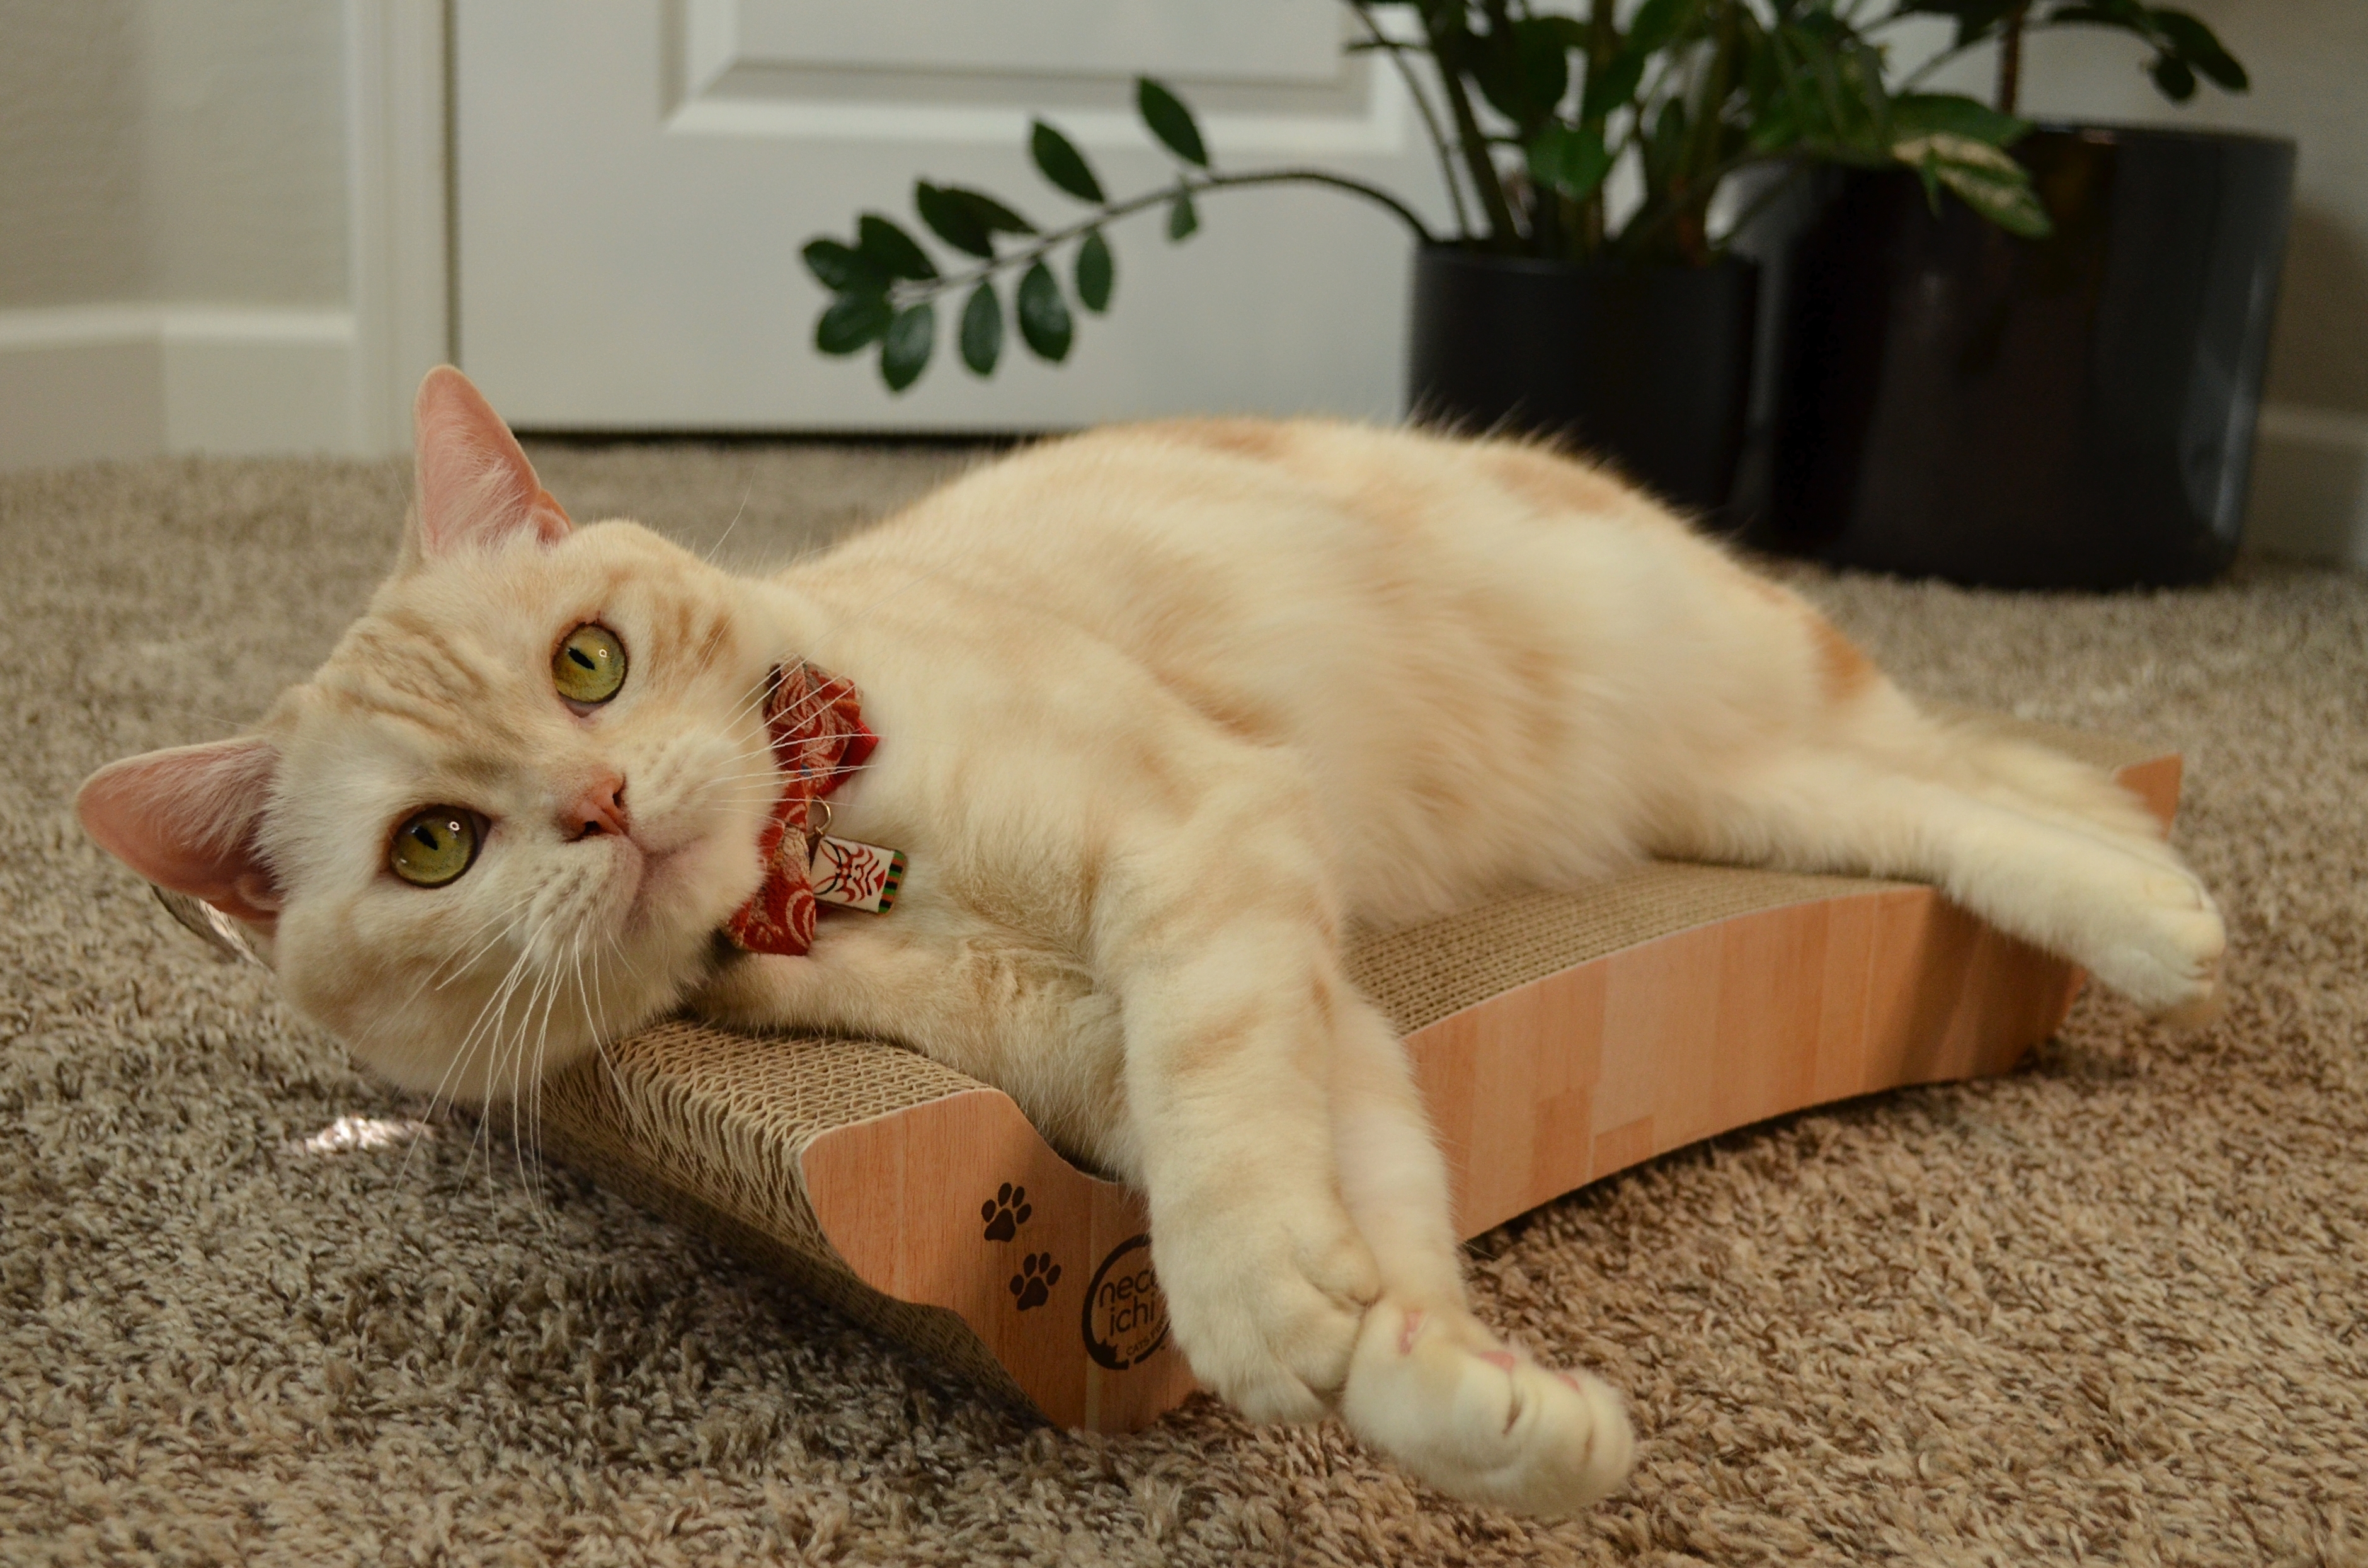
[723,663,903,957]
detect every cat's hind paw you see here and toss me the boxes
[1339,1300,1634,1518]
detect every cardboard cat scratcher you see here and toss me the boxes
[536,714,2180,1434]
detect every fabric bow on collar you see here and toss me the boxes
[723,663,881,958]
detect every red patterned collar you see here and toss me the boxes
[722,663,891,957]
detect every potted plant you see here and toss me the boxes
[799,1,2052,515]
[1756,1,2289,588]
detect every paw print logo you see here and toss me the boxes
[980,1182,1032,1242]
[1009,1253,1062,1312]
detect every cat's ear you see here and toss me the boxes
[77,737,284,930]
[404,365,573,564]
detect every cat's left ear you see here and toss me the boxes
[77,737,285,932]
[404,365,573,564]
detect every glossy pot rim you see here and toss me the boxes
[2020,118,2297,154]
[1415,244,1759,280]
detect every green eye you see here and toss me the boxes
[553,622,626,704]
[390,807,479,888]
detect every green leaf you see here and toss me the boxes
[959,280,1002,376]
[879,302,935,391]
[2151,9,2247,91]
[815,292,892,356]
[1937,163,2052,237]
[2148,52,2198,102]
[1511,17,1572,117]
[1625,0,1693,57]
[914,182,993,258]
[1527,123,1614,202]
[946,185,1037,236]
[1581,49,1647,124]
[801,238,886,294]
[1075,229,1113,313]
[1167,185,1198,241]
[1029,120,1106,203]
[1895,133,2054,238]
[1136,77,1208,167]
[1465,48,1514,122]
[1016,260,1072,362]
[856,213,936,281]
[1889,92,2032,147]
[956,188,1034,234]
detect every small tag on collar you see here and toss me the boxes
[810,835,905,914]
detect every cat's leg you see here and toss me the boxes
[1106,908,1386,1421]
[1090,760,1400,1422]
[1661,699,2224,1021]
[1324,993,1634,1515]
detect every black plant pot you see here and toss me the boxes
[1760,124,2296,589]
[1406,246,1760,516]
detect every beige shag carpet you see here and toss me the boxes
[4,438,2364,1567]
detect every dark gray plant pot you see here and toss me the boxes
[1755,123,2297,590]
[1405,246,1760,516]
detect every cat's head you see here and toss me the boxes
[77,367,784,1102]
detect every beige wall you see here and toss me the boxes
[0,3,147,306]
[0,0,349,311]
[0,0,382,467]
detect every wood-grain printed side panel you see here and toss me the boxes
[1409,887,2084,1239]
[800,1090,1196,1433]
[1410,963,1604,1241]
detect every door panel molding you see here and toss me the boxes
[459,1,1447,432]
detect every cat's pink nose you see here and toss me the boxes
[563,775,629,840]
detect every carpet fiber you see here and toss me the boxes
[4,440,2363,1566]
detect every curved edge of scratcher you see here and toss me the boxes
[541,726,2182,1436]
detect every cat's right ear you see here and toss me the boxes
[403,365,573,566]
[77,738,284,930]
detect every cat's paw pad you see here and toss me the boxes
[1341,1303,1634,1518]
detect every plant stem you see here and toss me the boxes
[1996,1,2030,115]
[1345,2,1472,238]
[1575,0,1617,260]
[889,169,1438,304]
[1672,1,1743,266]
[1422,8,1523,249]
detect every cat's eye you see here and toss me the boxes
[389,807,479,888]
[553,622,626,705]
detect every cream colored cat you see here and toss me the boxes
[79,368,2224,1517]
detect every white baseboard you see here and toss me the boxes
[0,306,362,471]
[2250,404,2368,570]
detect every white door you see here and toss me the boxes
[454,1,1448,432]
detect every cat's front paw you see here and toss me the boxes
[2085,863,2227,1024]
[1340,1300,1634,1517]
[1153,1204,1381,1424]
